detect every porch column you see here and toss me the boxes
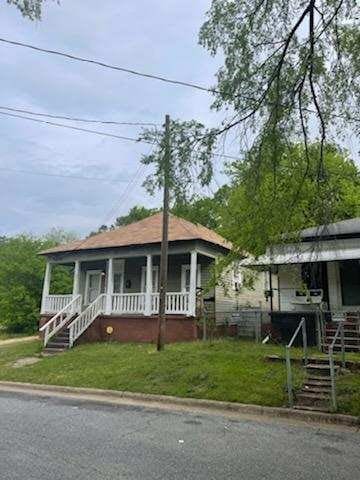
[72,260,81,313]
[189,250,197,316]
[144,254,153,316]
[105,258,114,315]
[41,261,52,314]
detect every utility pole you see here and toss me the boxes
[157,114,170,351]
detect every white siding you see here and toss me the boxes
[215,267,268,324]
[277,264,302,310]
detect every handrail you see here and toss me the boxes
[285,317,307,408]
[68,294,106,347]
[328,320,345,411]
[39,294,82,347]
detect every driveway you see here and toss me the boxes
[0,392,358,479]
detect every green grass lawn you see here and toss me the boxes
[0,339,359,416]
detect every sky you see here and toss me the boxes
[0,0,226,237]
[1,1,358,238]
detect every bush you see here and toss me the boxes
[0,285,39,333]
[0,235,73,334]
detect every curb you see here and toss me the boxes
[0,381,359,427]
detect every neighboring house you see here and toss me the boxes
[39,213,266,350]
[246,218,360,344]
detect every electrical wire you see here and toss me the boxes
[0,166,125,183]
[0,106,159,126]
[0,110,242,161]
[0,111,154,143]
[0,37,218,95]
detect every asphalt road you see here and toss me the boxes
[0,393,359,480]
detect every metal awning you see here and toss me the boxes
[242,238,360,266]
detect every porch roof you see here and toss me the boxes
[243,237,360,266]
[40,213,232,255]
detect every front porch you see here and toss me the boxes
[39,249,215,349]
[41,250,209,318]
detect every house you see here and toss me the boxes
[39,213,267,350]
[245,217,360,345]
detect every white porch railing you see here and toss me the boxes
[112,293,146,314]
[68,294,106,347]
[110,292,190,315]
[42,294,74,314]
[166,292,190,315]
[151,292,190,315]
[39,294,82,347]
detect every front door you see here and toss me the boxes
[85,270,102,304]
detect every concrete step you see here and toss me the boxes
[306,363,339,372]
[294,405,331,413]
[42,347,67,354]
[305,379,332,387]
[307,375,332,382]
[296,392,330,406]
[301,385,331,394]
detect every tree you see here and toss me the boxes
[139,119,216,203]
[6,0,55,19]
[172,185,230,230]
[221,142,360,256]
[199,1,360,188]
[114,205,159,227]
[0,234,73,333]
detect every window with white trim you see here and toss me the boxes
[181,264,201,292]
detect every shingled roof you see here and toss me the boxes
[40,213,232,255]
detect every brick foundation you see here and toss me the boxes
[76,315,198,345]
[39,314,272,345]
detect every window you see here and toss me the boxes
[339,260,360,306]
[141,266,159,293]
[181,265,201,292]
[113,272,124,293]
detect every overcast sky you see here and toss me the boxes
[0,0,228,237]
[1,1,358,238]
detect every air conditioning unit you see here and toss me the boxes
[291,289,323,305]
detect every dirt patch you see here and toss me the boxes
[11,357,41,368]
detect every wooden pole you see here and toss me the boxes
[157,114,170,351]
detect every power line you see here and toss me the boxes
[0,106,159,127]
[0,166,127,183]
[0,37,218,95]
[0,110,242,161]
[0,111,153,143]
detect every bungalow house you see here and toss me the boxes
[246,217,360,347]
[39,213,267,351]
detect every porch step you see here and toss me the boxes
[46,342,69,349]
[42,347,68,355]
